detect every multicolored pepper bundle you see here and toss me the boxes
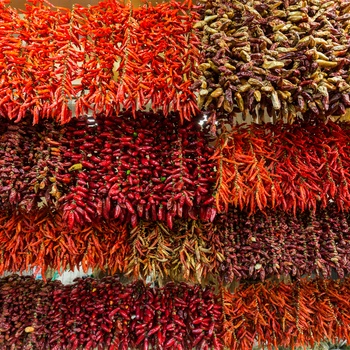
[196,0,350,124]
[4,115,350,227]
[0,205,349,283]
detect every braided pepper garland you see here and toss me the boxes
[223,278,350,349]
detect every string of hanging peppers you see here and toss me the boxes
[0,0,200,124]
[213,119,350,214]
[2,274,350,349]
[1,204,350,282]
[223,277,350,350]
[195,0,350,125]
[0,113,216,229]
[0,275,223,350]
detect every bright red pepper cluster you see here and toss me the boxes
[213,119,350,214]
[0,209,130,277]
[223,278,350,349]
[0,0,200,124]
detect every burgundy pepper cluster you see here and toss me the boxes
[0,112,216,229]
[0,275,223,350]
[218,205,350,282]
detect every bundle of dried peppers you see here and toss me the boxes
[195,0,350,124]
[0,275,223,349]
[0,113,216,229]
[213,119,350,214]
[0,0,200,124]
[1,205,350,283]
[0,209,130,278]
[223,278,350,349]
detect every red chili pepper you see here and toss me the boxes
[124,200,134,214]
[81,160,95,169]
[114,205,122,219]
[165,338,176,348]
[147,325,160,336]
[135,332,146,346]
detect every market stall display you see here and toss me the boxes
[0,0,349,348]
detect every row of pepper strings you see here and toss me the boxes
[1,204,349,283]
[0,274,350,349]
[0,0,200,124]
[2,114,350,230]
[1,0,350,126]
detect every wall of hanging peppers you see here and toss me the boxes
[1,0,350,349]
